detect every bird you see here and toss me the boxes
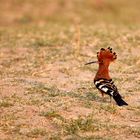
[85,47,128,106]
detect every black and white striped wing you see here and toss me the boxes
[94,79,119,97]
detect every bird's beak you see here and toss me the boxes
[85,61,98,65]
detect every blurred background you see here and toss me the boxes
[0,0,140,26]
[0,1,140,139]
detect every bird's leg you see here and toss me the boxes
[110,96,112,103]
[101,91,105,102]
[110,96,114,107]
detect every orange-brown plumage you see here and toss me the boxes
[94,47,117,99]
[94,47,117,80]
[85,47,128,106]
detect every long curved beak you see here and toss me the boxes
[85,61,98,65]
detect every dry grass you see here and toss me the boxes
[0,0,140,140]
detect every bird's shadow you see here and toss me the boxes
[85,92,111,103]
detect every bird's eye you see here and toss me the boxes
[100,60,103,63]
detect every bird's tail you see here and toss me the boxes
[113,94,128,106]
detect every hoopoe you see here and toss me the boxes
[85,47,128,106]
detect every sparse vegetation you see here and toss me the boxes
[0,0,140,139]
[40,110,64,120]
[26,128,47,138]
[0,99,13,107]
[100,104,118,114]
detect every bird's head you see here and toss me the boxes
[97,47,117,63]
[85,47,117,65]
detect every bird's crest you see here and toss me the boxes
[97,47,117,63]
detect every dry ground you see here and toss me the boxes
[0,0,140,140]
